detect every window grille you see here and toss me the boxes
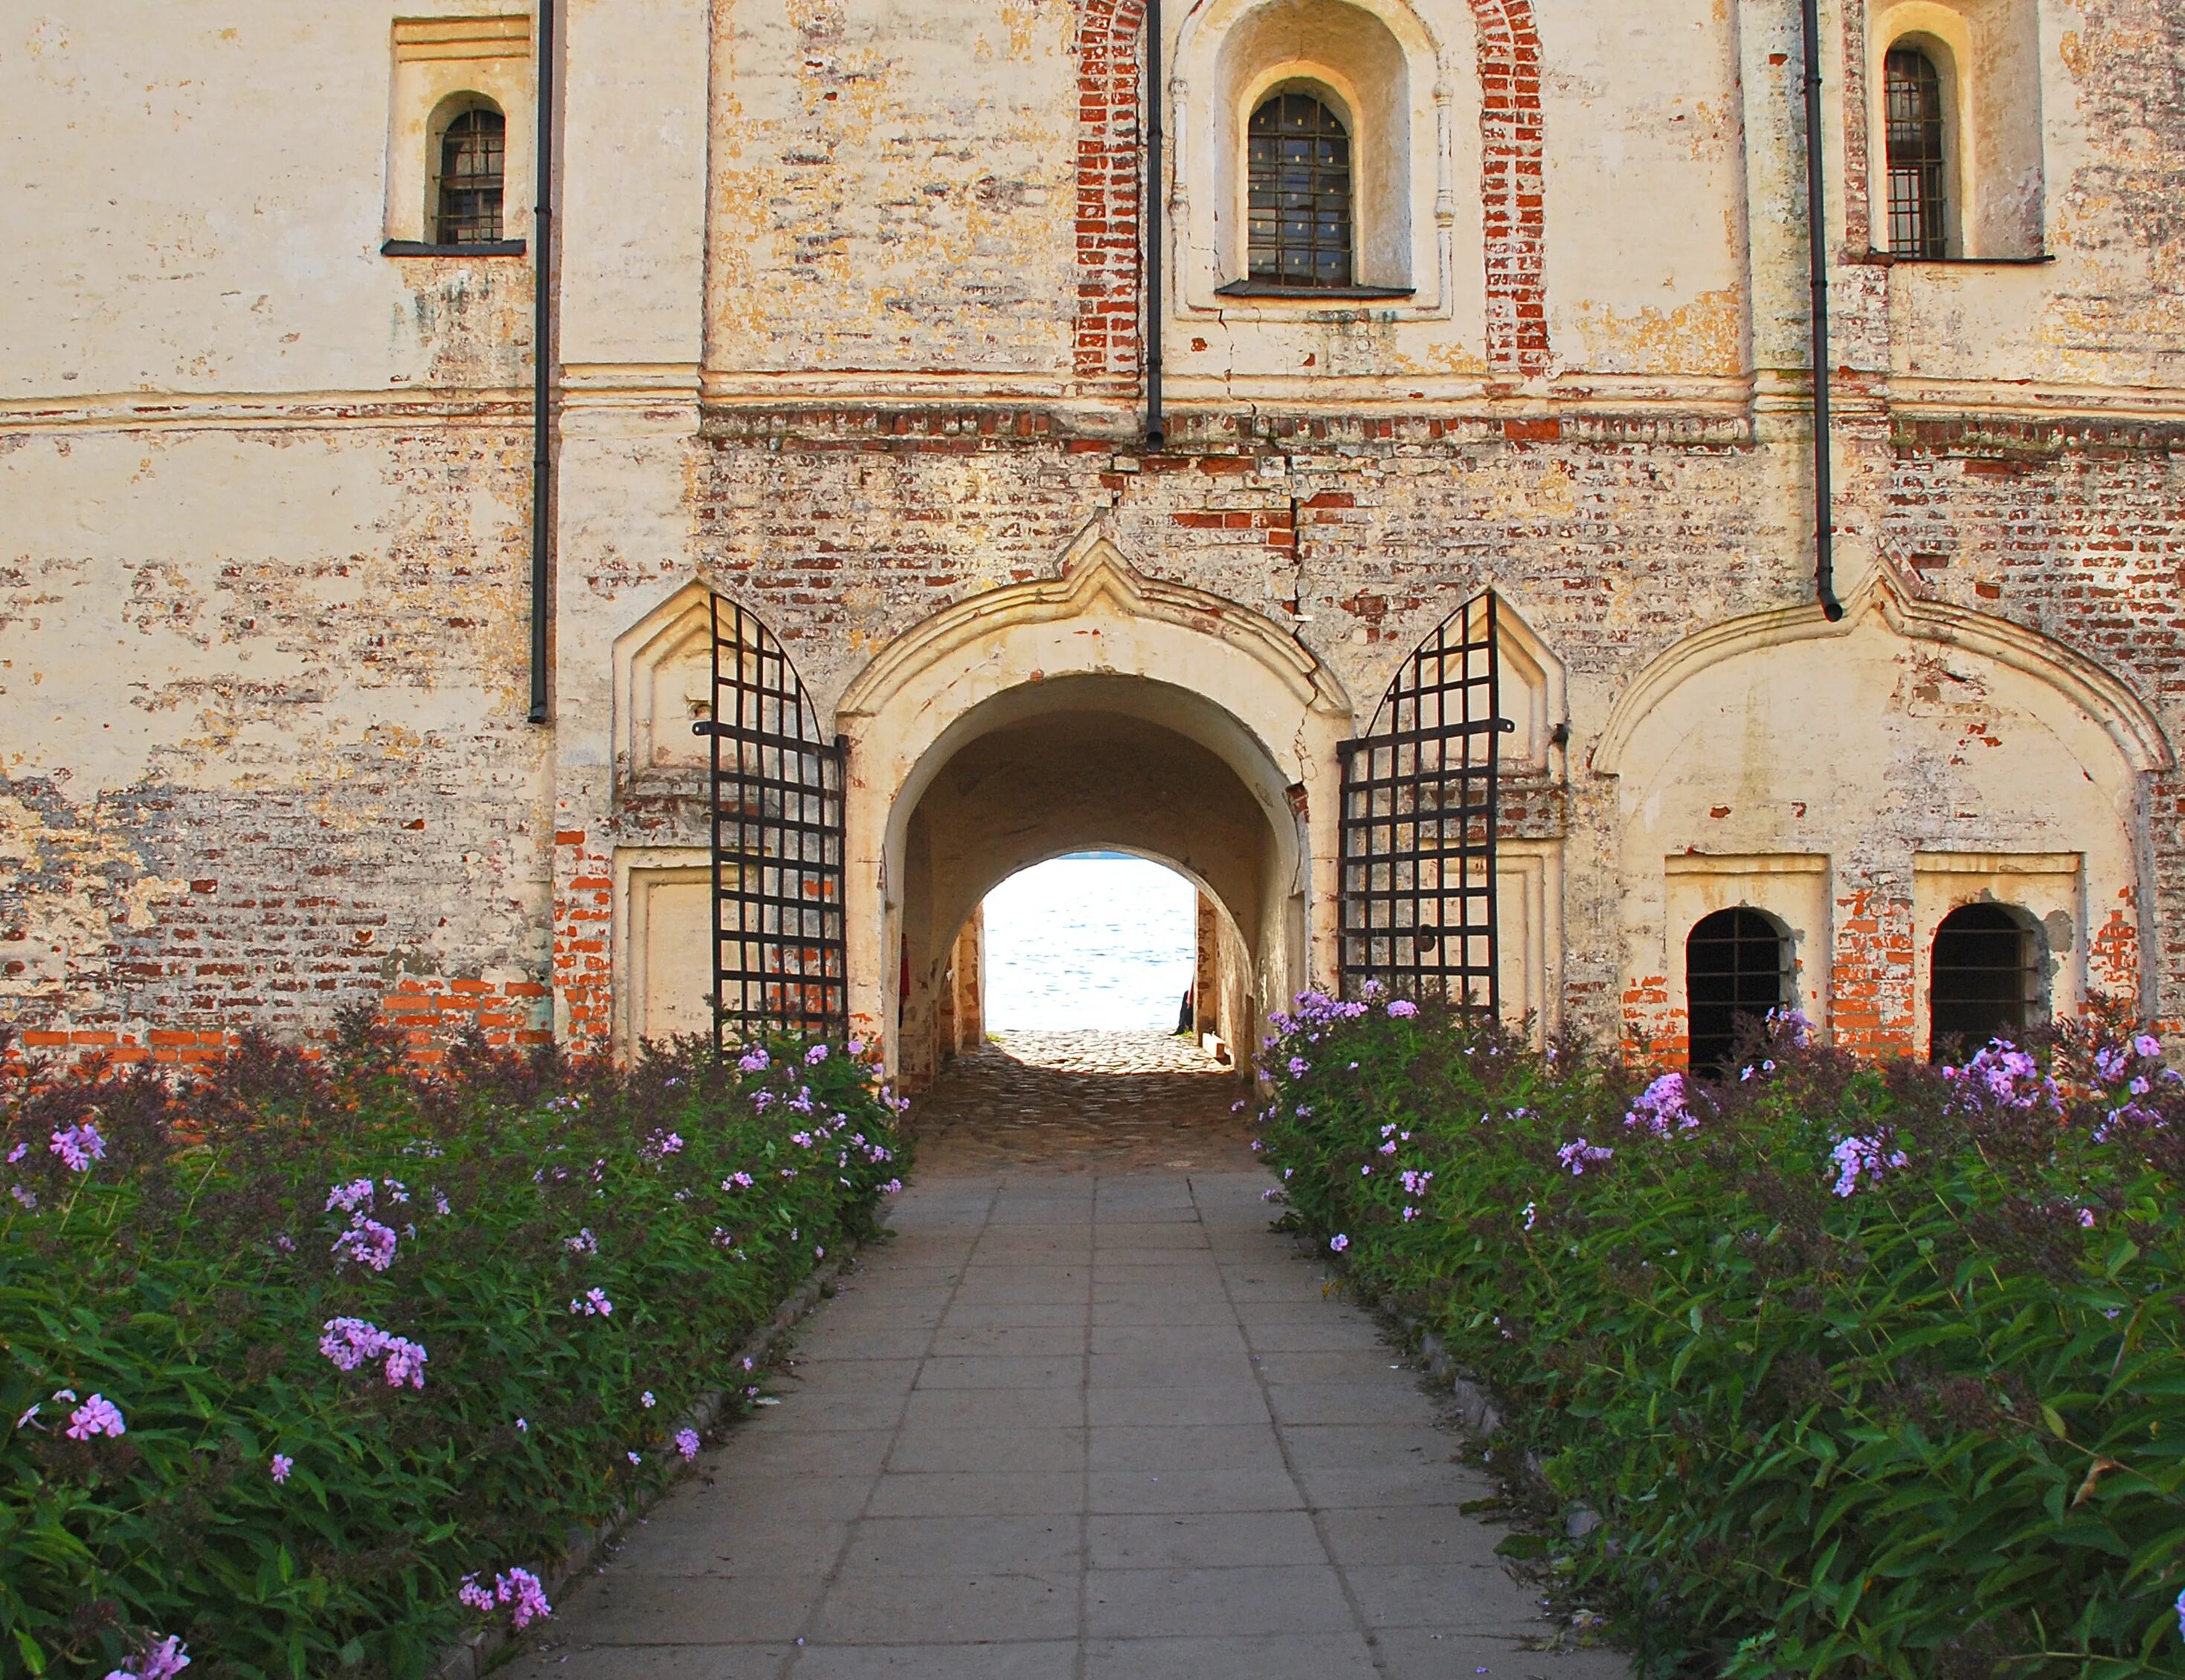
[1885,48,1948,259]
[1248,93,1354,289]
[437,107,506,245]
[1930,903,2038,1059]
[1684,909,1789,1078]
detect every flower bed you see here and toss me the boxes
[1255,995,2185,1677]
[1,1023,904,1679]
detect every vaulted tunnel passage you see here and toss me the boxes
[887,675,1306,1091]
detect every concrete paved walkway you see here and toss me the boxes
[509,1162,1629,1679]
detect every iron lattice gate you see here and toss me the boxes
[1339,593,1512,1010]
[691,595,848,1043]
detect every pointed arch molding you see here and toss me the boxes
[1592,567,2175,778]
[836,528,1353,724]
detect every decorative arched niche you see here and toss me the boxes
[1597,565,2171,1053]
[1174,0,1473,317]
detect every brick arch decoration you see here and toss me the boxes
[1069,0,1548,387]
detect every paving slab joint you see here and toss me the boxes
[425,1211,892,1679]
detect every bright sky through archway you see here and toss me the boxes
[982,855,1197,1032]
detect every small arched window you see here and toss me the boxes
[1930,904,2042,1059]
[1247,92,1354,289]
[1884,47,1949,259]
[1686,909,1789,1078]
[435,105,506,245]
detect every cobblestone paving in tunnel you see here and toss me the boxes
[504,1034,1631,1680]
[907,1032,1259,1174]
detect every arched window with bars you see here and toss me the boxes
[434,103,507,246]
[1929,903,2044,1059]
[1883,45,1951,258]
[1685,908,1790,1078]
[1246,91,1354,289]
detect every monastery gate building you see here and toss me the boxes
[2,0,2181,1084]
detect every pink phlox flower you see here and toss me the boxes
[1360,1163,1372,1176]
[11,1185,36,1210]
[737,1048,770,1072]
[805,1042,830,1065]
[675,1427,701,1460]
[1386,1000,1419,1018]
[380,1179,409,1203]
[5,1142,26,1164]
[49,1122,106,1173]
[791,1131,815,1149]
[1557,1138,1613,1175]
[380,1337,428,1388]
[1328,1233,1350,1252]
[458,1574,496,1613]
[1401,1207,1419,1221]
[320,1316,389,1372]
[14,1403,38,1428]
[1377,1139,1397,1156]
[103,1635,190,1680]
[627,1451,642,1465]
[1400,1169,1434,1197]
[495,1566,553,1628]
[724,1171,755,1190]
[2077,1208,2097,1229]
[270,1452,294,1483]
[332,1217,400,1272]
[564,1227,599,1254]
[579,1287,614,1316]
[1249,1139,1264,1153]
[884,1178,903,1194]
[326,1177,376,1214]
[2134,1033,2163,1060]
[1262,1187,1281,1201]
[640,1391,657,1409]
[1830,1134,1907,1197]
[65,1394,126,1441]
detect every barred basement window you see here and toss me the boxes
[435,106,506,245]
[1930,903,2041,1059]
[1885,47,1949,259]
[1686,908,1789,1078]
[1247,92,1354,289]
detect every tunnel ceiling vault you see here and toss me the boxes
[902,706,1282,968]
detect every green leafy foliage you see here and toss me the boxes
[0,1023,904,1679]
[1255,993,2185,1677]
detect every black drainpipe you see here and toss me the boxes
[1800,0,1844,621]
[1144,0,1165,451]
[529,0,559,722]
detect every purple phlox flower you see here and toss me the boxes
[1624,1072,1694,1136]
[737,1048,770,1072]
[2132,1077,2152,1096]
[433,1189,451,1215]
[805,1041,830,1065]
[648,1130,685,1157]
[515,1417,528,1432]
[1249,1138,1264,1153]
[580,1287,614,1316]
[723,1171,755,1190]
[1283,1167,1293,1179]
[49,1121,106,1173]
[273,1232,296,1252]
[675,1427,701,1461]
[789,1088,816,1115]
[884,1178,904,1195]
[11,1185,36,1210]
[1261,1187,1281,1201]
[2135,1032,2163,1060]
[1360,1163,1372,1177]
[1287,1056,1311,1077]
[332,1217,400,1272]
[1386,999,1419,1018]
[270,1452,294,1483]
[2175,1586,2185,1641]
[1830,1133,1907,1197]
[320,1317,390,1374]
[751,1090,776,1113]
[1232,1099,1247,1114]
[1946,1041,2061,1118]
[14,1403,38,1429]
[1557,1138,1613,1175]
[791,1130,814,1149]
[1522,1201,1537,1232]
[1377,1139,1397,1156]
[103,1635,190,1680]
[741,1356,755,1371]
[780,1167,799,1179]
[380,1179,409,1203]
[1328,1233,1350,1253]
[459,1575,497,1613]
[2095,1046,2130,1083]
[5,1142,25,1164]
[848,1038,866,1055]
[564,1227,599,1254]
[1769,1008,1812,1048]
[326,1177,376,1214]
[640,1390,657,1409]
[627,1451,642,1465]
[65,1394,126,1441]
[2077,1207,2097,1229]
[1400,1169,1434,1197]
[1401,1207,1419,1221]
